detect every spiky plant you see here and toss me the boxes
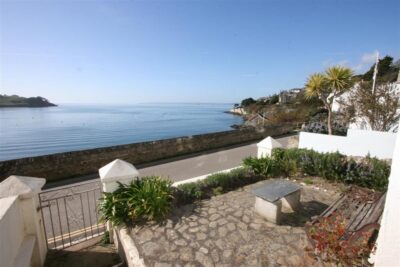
[305,66,354,135]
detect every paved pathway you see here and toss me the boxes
[129,178,339,267]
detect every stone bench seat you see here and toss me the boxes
[253,180,301,224]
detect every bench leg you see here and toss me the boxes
[282,190,301,211]
[254,196,282,224]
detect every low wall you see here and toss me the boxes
[299,129,397,159]
[0,124,295,182]
[0,196,25,267]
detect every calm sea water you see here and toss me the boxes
[0,103,243,161]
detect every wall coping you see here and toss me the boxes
[0,176,46,199]
[0,195,18,220]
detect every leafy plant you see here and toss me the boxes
[176,167,259,202]
[303,178,314,185]
[243,157,275,176]
[98,176,174,225]
[305,66,354,135]
[243,148,389,190]
[308,213,374,266]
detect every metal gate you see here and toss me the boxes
[39,180,105,249]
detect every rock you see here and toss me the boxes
[189,227,199,233]
[177,225,188,233]
[217,218,228,226]
[210,230,216,237]
[287,255,303,266]
[233,210,243,218]
[195,252,214,267]
[222,250,233,259]
[208,208,217,214]
[196,232,207,241]
[137,229,154,243]
[199,218,209,224]
[199,247,209,254]
[237,222,248,230]
[218,227,228,237]
[142,242,164,257]
[166,229,179,240]
[209,221,218,228]
[227,223,236,231]
[160,252,179,261]
[211,249,220,262]
[179,247,194,261]
[155,263,172,267]
[209,214,221,221]
[242,215,251,223]
[174,239,188,246]
[189,221,198,227]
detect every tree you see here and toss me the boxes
[241,97,256,107]
[340,81,400,131]
[305,66,354,135]
[362,56,393,81]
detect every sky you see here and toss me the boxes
[1,0,399,104]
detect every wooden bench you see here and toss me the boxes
[306,186,386,244]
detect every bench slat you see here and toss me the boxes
[320,194,347,218]
[348,203,372,232]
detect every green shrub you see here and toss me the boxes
[303,178,314,185]
[243,157,275,176]
[98,176,174,225]
[244,148,390,191]
[176,167,260,202]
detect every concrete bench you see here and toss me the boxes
[253,180,301,224]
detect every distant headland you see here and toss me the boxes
[0,94,57,108]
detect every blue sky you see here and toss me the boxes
[1,0,399,104]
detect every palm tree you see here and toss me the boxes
[305,66,354,135]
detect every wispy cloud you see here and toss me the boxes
[322,50,379,73]
[353,50,379,72]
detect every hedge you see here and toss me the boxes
[243,148,390,191]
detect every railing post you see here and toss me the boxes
[257,136,283,158]
[0,175,47,267]
[99,159,139,243]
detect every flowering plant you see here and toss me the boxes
[308,213,373,266]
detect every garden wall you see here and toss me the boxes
[299,129,397,159]
[0,124,296,182]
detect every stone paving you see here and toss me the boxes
[129,178,341,267]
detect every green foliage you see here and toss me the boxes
[362,56,395,81]
[241,97,256,106]
[98,176,174,225]
[0,94,56,107]
[177,167,260,202]
[303,178,313,185]
[101,231,110,244]
[243,157,275,176]
[244,148,389,190]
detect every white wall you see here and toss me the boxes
[0,176,47,267]
[374,122,400,266]
[0,196,25,267]
[299,129,396,159]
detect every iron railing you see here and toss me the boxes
[39,180,105,249]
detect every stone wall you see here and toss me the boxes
[0,124,295,182]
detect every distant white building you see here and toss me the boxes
[279,88,303,104]
[332,70,400,132]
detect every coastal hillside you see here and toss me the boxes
[0,94,57,107]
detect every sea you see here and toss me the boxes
[0,103,243,161]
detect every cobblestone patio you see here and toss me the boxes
[129,178,341,267]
